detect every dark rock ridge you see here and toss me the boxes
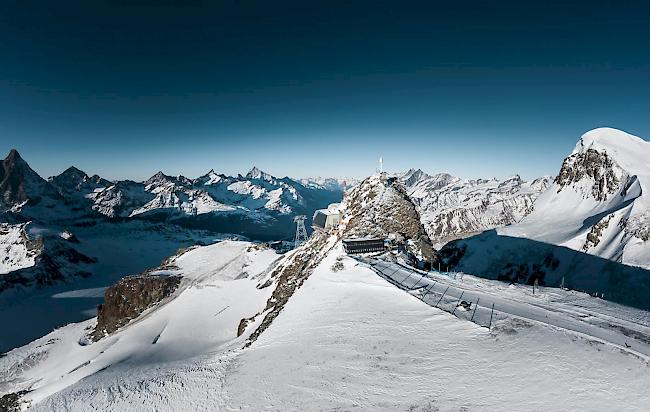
[0,150,61,212]
[91,273,181,341]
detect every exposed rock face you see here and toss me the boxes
[555,149,620,200]
[0,150,61,212]
[342,175,437,265]
[583,214,614,251]
[0,390,27,412]
[91,274,181,341]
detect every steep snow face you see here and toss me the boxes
[245,166,274,182]
[502,127,650,268]
[405,171,550,245]
[0,223,39,274]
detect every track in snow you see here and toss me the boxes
[363,257,650,359]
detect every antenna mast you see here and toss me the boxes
[293,215,308,247]
[379,156,383,173]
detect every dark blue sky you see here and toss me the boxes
[1,0,649,180]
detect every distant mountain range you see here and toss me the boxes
[0,151,345,294]
[0,149,345,233]
[400,169,551,245]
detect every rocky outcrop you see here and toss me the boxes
[343,175,437,265]
[91,274,181,341]
[555,149,620,200]
[583,214,614,251]
[0,390,27,412]
[48,166,111,198]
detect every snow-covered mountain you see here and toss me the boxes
[299,176,359,191]
[0,223,39,274]
[401,169,551,245]
[0,151,343,242]
[500,127,650,268]
[48,167,111,199]
[0,150,63,218]
[438,128,650,309]
[80,167,340,224]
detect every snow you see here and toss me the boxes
[0,220,222,353]
[405,171,550,246]
[0,223,38,274]
[501,127,650,268]
[5,243,649,411]
[224,248,650,411]
[0,241,280,408]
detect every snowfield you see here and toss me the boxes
[3,242,649,411]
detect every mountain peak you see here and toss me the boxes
[60,166,87,178]
[576,128,648,155]
[246,166,274,181]
[6,149,22,161]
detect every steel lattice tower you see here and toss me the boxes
[293,215,308,247]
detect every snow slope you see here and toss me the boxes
[403,169,550,245]
[0,241,280,409]
[0,221,223,353]
[5,243,649,411]
[222,248,650,411]
[501,127,650,268]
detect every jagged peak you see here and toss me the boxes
[60,166,87,177]
[146,171,171,181]
[246,166,274,181]
[6,149,22,161]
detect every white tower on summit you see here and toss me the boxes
[379,156,383,173]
